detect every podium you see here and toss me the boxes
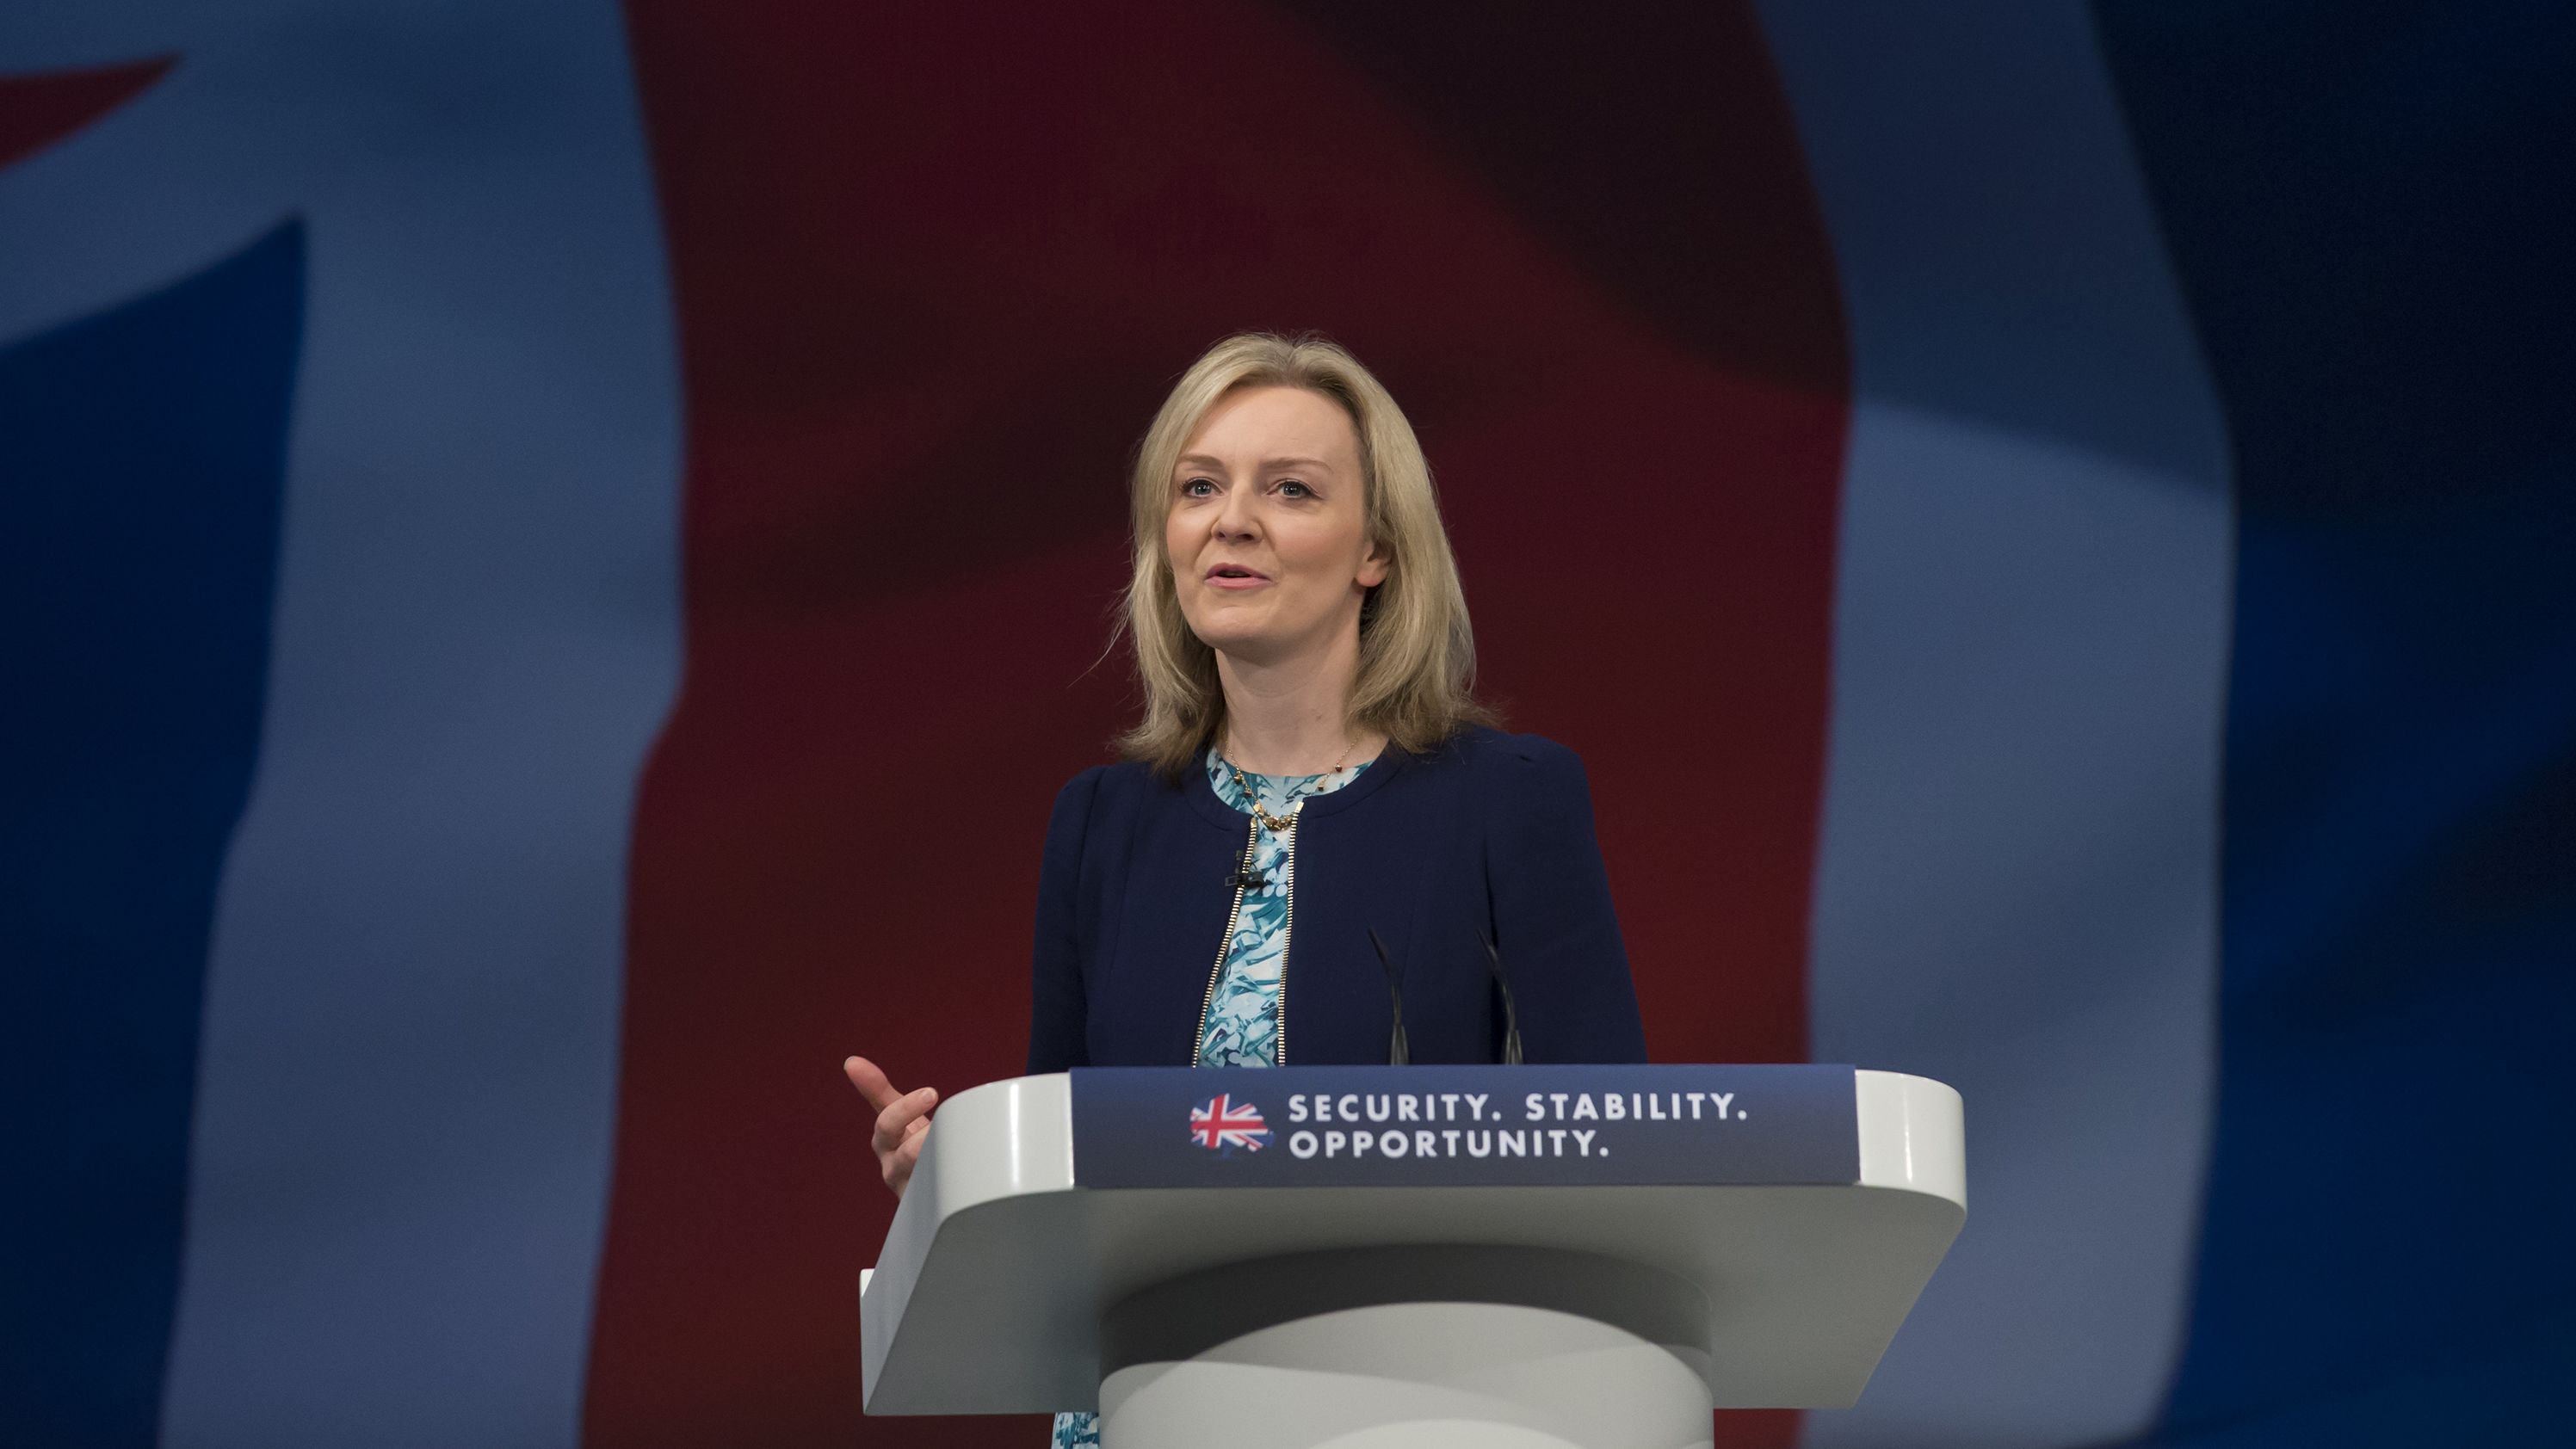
[861,1064,1963,1448]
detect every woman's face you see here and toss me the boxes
[1165,385,1387,668]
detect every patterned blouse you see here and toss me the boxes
[1049,746,1371,1447]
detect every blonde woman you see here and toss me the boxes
[843,332,1646,1442]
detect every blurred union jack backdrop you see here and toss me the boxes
[3,3,2569,1446]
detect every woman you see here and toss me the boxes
[843,332,1646,1444]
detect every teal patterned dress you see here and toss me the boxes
[1049,747,1371,1447]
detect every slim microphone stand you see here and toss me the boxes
[1481,931,1524,1066]
[1367,927,1409,1066]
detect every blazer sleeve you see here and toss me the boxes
[1025,767,1104,1074]
[1485,738,1650,1064]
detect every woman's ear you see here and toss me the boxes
[1356,539,1391,590]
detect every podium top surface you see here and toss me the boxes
[862,1065,1963,1416]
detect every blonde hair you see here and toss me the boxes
[1118,332,1490,779]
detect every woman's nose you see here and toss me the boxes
[1213,484,1258,539]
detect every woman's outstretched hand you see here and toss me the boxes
[844,1055,938,1199]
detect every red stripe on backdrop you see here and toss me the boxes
[0,57,172,170]
[588,4,1845,1447]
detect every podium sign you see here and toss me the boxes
[1071,1064,1859,1189]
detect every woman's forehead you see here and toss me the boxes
[1179,385,1358,467]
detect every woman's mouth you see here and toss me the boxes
[1205,564,1271,590]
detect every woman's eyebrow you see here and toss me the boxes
[1175,453,1338,472]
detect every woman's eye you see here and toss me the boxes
[1277,479,1312,498]
[1181,478,1216,497]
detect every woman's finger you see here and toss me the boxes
[843,1056,903,1113]
[871,1085,938,1156]
[886,1127,928,1193]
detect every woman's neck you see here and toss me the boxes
[1214,638,1381,776]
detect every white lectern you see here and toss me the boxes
[862,1065,1963,1449]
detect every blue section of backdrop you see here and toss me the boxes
[2097,3,2576,1441]
[0,222,305,1445]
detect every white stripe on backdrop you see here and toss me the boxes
[2,4,683,1445]
[1759,6,2233,1447]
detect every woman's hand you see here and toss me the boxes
[843,1055,938,1199]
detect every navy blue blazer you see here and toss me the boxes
[1026,727,1649,1070]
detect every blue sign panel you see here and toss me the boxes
[1070,1064,1857,1189]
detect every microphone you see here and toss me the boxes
[1481,930,1524,1065]
[1229,867,1267,891]
[1368,927,1410,1066]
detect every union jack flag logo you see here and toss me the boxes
[1189,1094,1271,1154]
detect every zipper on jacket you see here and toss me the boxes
[1275,799,1302,1063]
[1191,817,1263,1066]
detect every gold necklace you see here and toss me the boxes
[1225,741,1356,834]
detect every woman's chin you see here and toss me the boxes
[1190,620,1294,663]
[1187,603,1362,667]
[1183,602,1262,644]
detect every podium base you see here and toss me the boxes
[1096,1248,1714,1449]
